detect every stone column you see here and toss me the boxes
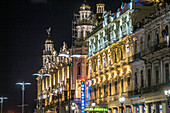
[113,108,117,113]
[153,102,159,113]
[138,68,141,88]
[145,103,151,113]
[119,107,122,113]
[126,106,130,113]
[151,62,154,85]
[133,105,137,113]
[143,65,146,87]
[139,104,144,113]
[160,60,164,83]
[162,101,167,113]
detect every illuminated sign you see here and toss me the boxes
[83,108,108,111]
[81,81,85,112]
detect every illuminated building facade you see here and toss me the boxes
[34,0,103,112]
[71,1,106,113]
[86,1,169,113]
[34,40,72,113]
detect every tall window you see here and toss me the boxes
[109,83,112,96]
[165,63,169,83]
[140,38,143,52]
[94,87,96,99]
[148,69,151,87]
[155,66,159,84]
[99,87,101,98]
[121,79,124,93]
[104,85,106,96]
[115,53,117,63]
[127,77,131,90]
[147,35,151,48]
[134,40,138,54]
[156,31,159,44]
[120,49,123,60]
[135,72,138,90]
[115,81,117,94]
[77,63,81,78]
[141,70,144,88]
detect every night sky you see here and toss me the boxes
[0,0,129,112]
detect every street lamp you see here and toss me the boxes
[33,73,50,112]
[58,53,81,113]
[0,97,8,113]
[164,90,170,105]
[16,82,31,113]
[71,102,75,113]
[92,102,96,113]
[119,97,125,113]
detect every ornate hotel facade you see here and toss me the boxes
[86,1,170,113]
[34,0,170,113]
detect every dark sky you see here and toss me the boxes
[0,0,129,112]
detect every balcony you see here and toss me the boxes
[128,83,170,97]
[87,94,121,106]
[132,41,169,60]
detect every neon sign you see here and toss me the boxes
[83,108,108,111]
[81,80,85,112]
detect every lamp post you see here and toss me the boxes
[58,53,81,113]
[119,97,125,113]
[16,82,31,113]
[0,97,8,113]
[92,102,96,113]
[54,87,62,113]
[164,90,170,105]
[71,102,75,113]
[33,73,50,112]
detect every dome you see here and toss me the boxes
[80,0,91,10]
[45,39,53,44]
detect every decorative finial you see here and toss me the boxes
[46,27,51,38]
